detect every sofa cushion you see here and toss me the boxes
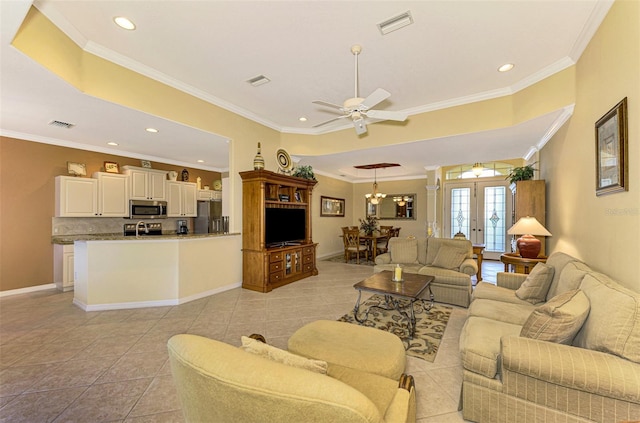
[468,299,536,326]
[574,272,640,363]
[460,316,523,379]
[520,290,590,345]
[389,238,418,264]
[426,238,472,265]
[417,238,428,264]
[241,336,328,374]
[546,261,591,301]
[472,282,534,306]
[544,252,585,300]
[418,266,472,287]
[431,245,467,270]
[515,263,554,304]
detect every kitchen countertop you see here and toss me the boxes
[51,232,239,245]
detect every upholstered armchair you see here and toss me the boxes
[168,334,416,423]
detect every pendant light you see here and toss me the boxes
[365,168,386,204]
[472,162,484,177]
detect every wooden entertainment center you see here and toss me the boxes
[240,170,318,292]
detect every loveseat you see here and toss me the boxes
[459,251,640,422]
[374,237,477,307]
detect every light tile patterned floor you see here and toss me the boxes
[0,260,502,422]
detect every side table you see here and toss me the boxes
[500,253,547,274]
[472,244,485,282]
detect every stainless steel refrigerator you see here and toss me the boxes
[195,200,227,234]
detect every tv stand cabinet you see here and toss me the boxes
[240,170,318,292]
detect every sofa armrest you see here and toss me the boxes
[459,258,478,276]
[375,253,391,265]
[383,380,416,423]
[496,272,527,290]
[501,336,640,403]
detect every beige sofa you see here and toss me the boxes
[374,237,477,307]
[459,252,640,422]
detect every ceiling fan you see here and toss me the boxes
[313,45,408,135]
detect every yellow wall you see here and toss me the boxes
[541,0,639,291]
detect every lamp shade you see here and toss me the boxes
[507,216,551,258]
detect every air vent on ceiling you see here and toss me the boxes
[48,120,75,129]
[377,11,413,35]
[246,75,270,87]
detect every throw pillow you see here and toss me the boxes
[240,336,328,374]
[389,238,418,264]
[520,289,590,345]
[431,246,467,270]
[515,263,555,304]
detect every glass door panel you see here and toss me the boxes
[445,180,511,260]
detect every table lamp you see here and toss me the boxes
[507,216,551,258]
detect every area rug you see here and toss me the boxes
[324,254,374,266]
[338,294,452,362]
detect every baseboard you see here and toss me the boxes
[0,283,57,298]
[73,281,243,311]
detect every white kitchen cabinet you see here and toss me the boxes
[53,244,74,291]
[55,176,98,217]
[197,189,222,201]
[122,166,167,200]
[167,181,197,217]
[93,172,129,217]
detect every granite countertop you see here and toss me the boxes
[51,232,239,245]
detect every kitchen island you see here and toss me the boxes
[63,233,242,311]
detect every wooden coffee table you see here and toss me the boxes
[353,271,434,338]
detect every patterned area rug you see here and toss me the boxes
[324,254,375,266]
[338,294,451,362]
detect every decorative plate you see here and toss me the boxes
[276,149,292,172]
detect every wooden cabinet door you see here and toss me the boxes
[96,173,129,217]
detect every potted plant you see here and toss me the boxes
[359,216,379,235]
[506,162,537,184]
[292,165,316,181]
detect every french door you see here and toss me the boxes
[444,180,512,260]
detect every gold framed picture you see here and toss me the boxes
[595,97,628,196]
[320,196,345,217]
[140,160,152,169]
[104,161,120,173]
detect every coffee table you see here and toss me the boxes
[353,271,434,338]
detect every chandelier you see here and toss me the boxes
[393,196,410,206]
[365,168,386,204]
[472,162,484,177]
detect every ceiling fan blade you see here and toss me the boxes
[365,109,408,122]
[360,88,391,110]
[312,100,344,111]
[312,115,349,128]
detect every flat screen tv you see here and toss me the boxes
[265,208,306,246]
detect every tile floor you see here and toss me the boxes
[0,260,502,422]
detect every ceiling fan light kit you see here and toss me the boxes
[313,44,408,135]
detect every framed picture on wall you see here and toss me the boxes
[320,196,345,217]
[595,97,628,196]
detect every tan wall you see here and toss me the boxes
[310,174,354,257]
[541,0,639,291]
[0,136,220,291]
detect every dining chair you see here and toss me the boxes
[343,228,368,264]
[376,226,393,255]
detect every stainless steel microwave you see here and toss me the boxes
[129,200,167,219]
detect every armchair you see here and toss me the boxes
[168,334,416,423]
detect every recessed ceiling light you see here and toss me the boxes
[197,160,204,163]
[145,127,158,133]
[298,116,307,122]
[107,141,119,146]
[498,63,515,72]
[114,16,136,30]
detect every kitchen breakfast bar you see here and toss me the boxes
[55,233,242,311]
